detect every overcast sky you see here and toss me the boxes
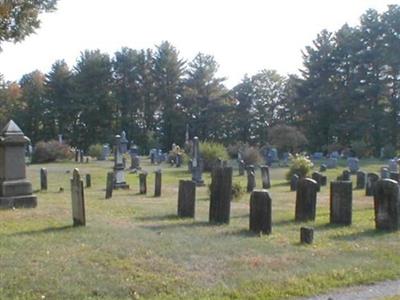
[0,0,395,87]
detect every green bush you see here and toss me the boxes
[200,141,229,172]
[383,144,396,159]
[32,140,73,163]
[350,140,371,158]
[88,144,103,160]
[285,154,313,181]
[242,146,262,166]
[231,182,244,201]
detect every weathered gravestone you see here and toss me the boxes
[300,227,314,244]
[176,153,182,168]
[366,173,379,196]
[70,168,85,226]
[0,120,37,209]
[312,172,327,192]
[209,167,232,224]
[373,179,400,230]
[79,150,84,163]
[389,159,398,173]
[356,171,366,189]
[113,134,129,189]
[177,180,196,218]
[246,165,256,192]
[40,168,47,191]
[320,164,327,172]
[75,149,79,162]
[326,158,338,169]
[105,172,113,199]
[191,137,205,186]
[295,178,318,222]
[330,181,352,225]
[100,144,110,160]
[139,172,147,194]
[390,172,399,183]
[381,167,390,179]
[290,174,299,191]
[347,157,360,174]
[249,190,272,235]
[85,174,91,188]
[238,159,245,176]
[342,170,351,181]
[260,165,271,189]
[154,169,162,197]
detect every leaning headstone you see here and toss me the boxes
[290,174,299,191]
[347,157,359,174]
[113,134,129,189]
[390,172,399,183]
[326,158,337,169]
[40,168,47,191]
[191,137,205,186]
[330,181,352,225]
[105,172,113,199]
[366,173,379,196]
[249,190,272,234]
[374,179,400,230]
[238,159,245,176]
[154,169,162,197]
[70,168,85,226]
[295,178,318,222]
[300,227,314,244]
[177,180,196,218]
[0,121,37,209]
[139,172,147,194]
[356,171,366,189]
[389,159,398,173]
[260,165,271,189]
[246,165,256,192]
[85,174,91,188]
[381,167,390,179]
[209,167,232,224]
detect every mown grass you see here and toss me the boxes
[0,158,399,300]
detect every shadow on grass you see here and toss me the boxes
[273,218,294,226]
[222,228,261,238]
[7,224,75,237]
[272,182,290,188]
[331,228,393,241]
[139,220,211,231]
[136,214,180,222]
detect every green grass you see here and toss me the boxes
[0,158,399,299]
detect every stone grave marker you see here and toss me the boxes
[342,170,351,181]
[113,134,129,189]
[246,165,256,192]
[374,179,400,230]
[319,164,327,172]
[238,159,245,176]
[295,178,318,222]
[86,174,91,188]
[300,227,314,244]
[139,172,147,194]
[326,158,337,169]
[100,144,110,160]
[381,167,390,179]
[177,180,196,218]
[330,181,352,225]
[249,190,272,234]
[40,168,47,191]
[347,157,359,174]
[356,171,366,189]
[366,173,379,196]
[105,172,113,199]
[390,172,399,183]
[154,169,162,197]
[0,121,37,209]
[209,167,232,224]
[260,165,271,189]
[191,137,204,186]
[389,159,398,173]
[290,174,299,191]
[70,168,85,226]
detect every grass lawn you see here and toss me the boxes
[0,158,399,300]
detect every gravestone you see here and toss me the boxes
[100,144,110,160]
[366,173,379,196]
[79,150,84,163]
[0,120,37,209]
[381,167,390,179]
[113,134,129,189]
[300,227,314,244]
[390,172,399,183]
[85,174,91,188]
[238,160,245,176]
[154,169,162,197]
[209,167,232,224]
[177,180,196,218]
[312,152,323,160]
[342,170,351,181]
[105,172,113,199]
[246,165,256,192]
[330,151,340,159]
[191,137,205,186]
[356,171,366,189]
[295,178,318,222]
[330,181,352,225]
[290,174,299,191]
[319,164,327,172]
[347,157,359,174]
[40,168,47,191]
[150,149,156,164]
[70,169,85,226]
[311,172,321,192]
[176,153,182,168]
[326,158,337,169]
[249,190,272,234]
[260,165,271,189]
[139,172,147,194]
[130,155,140,170]
[389,159,398,173]
[374,179,400,230]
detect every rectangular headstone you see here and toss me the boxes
[374,179,400,230]
[295,178,318,222]
[70,169,85,226]
[330,181,352,225]
[177,180,196,218]
[356,171,366,189]
[209,167,232,224]
[366,173,379,196]
[154,169,162,197]
[105,172,113,199]
[260,165,271,189]
[249,190,272,234]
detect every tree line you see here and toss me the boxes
[0,5,399,156]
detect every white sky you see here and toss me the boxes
[0,0,396,87]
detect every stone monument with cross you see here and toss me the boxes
[113,133,129,189]
[0,120,37,208]
[191,136,204,186]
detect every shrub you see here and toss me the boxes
[268,124,308,152]
[231,182,244,201]
[226,142,245,159]
[200,141,229,172]
[242,146,262,166]
[350,140,370,158]
[285,154,313,181]
[88,144,103,160]
[383,144,396,159]
[32,140,73,163]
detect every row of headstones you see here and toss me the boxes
[40,168,91,191]
[244,165,271,191]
